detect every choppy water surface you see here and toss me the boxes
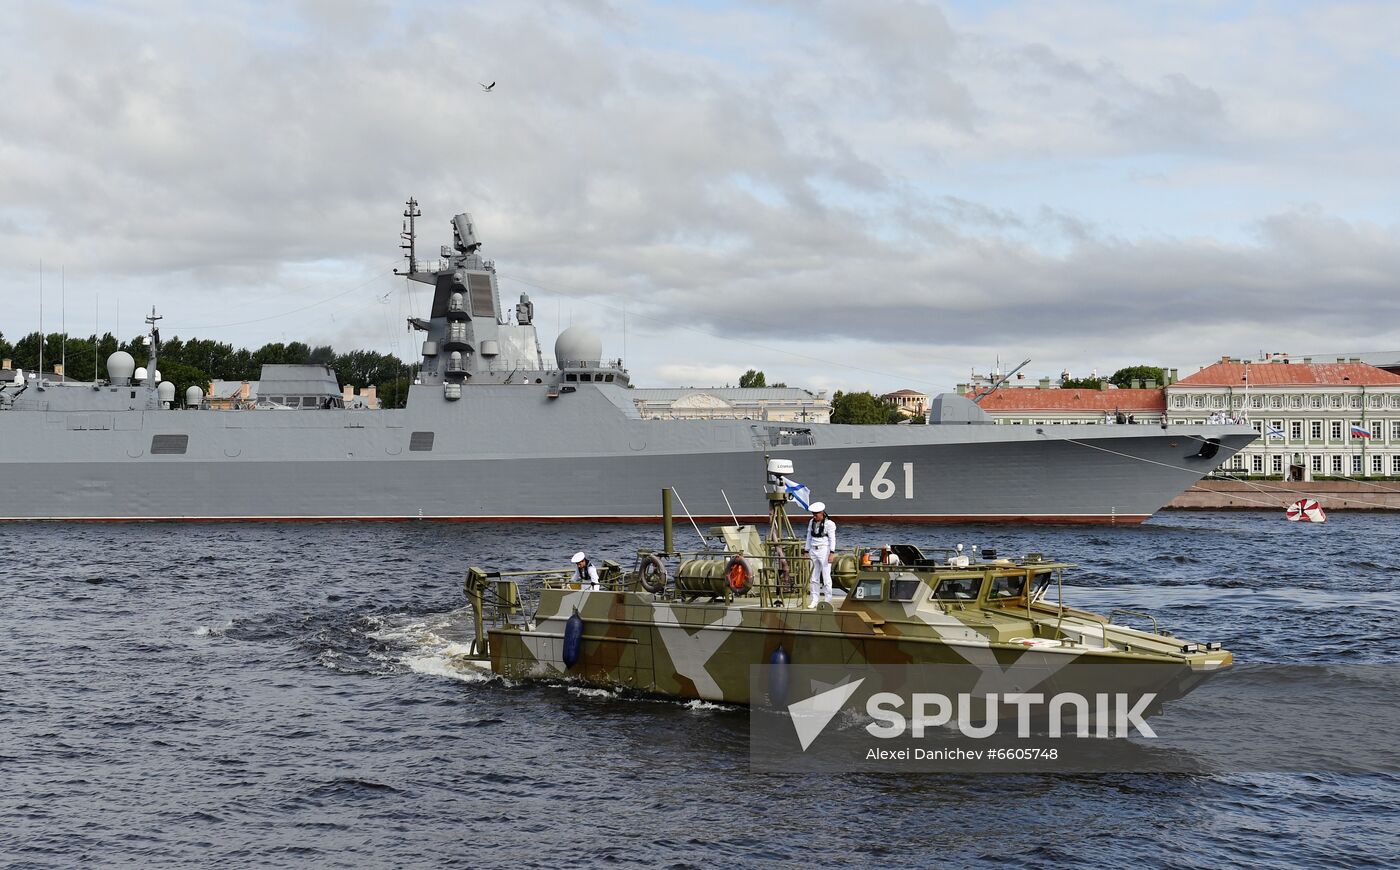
[3,512,1398,868]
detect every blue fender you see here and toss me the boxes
[767,644,790,705]
[562,610,584,668]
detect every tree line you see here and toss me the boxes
[0,330,412,408]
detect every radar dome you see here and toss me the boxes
[134,366,148,383]
[158,381,176,404]
[185,385,204,408]
[106,351,135,383]
[554,326,602,367]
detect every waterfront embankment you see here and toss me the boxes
[1168,480,1400,511]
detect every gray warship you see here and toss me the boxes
[0,203,1255,522]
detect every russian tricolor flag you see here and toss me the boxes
[1351,424,1372,439]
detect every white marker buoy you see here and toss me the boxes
[1285,498,1327,523]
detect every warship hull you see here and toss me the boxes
[0,383,1253,522]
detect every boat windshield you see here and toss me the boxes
[933,576,981,600]
[987,573,1028,600]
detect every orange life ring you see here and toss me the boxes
[725,555,752,594]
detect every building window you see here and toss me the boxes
[1270,395,1283,409]
[1311,455,1323,473]
[1330,395,1343,408]
[1289,395,1303,409]
[1251,420,1263,434]
[1332,455,1344,474]
[1171,395,1186,409]
[1370,394,1384,409]
[1271,455,1283,474]
[1193,395,1205,408]
[1391,395,1400,409]
[1351,421,1364,440]
[1271,420,1284,437]
[1252,454,1264,473]
[1310,421,1323,440]
[1310,395,1323,409]
[1373,454,1385,474]
[1393,455,1400,474]
[1211,395,1224,408]
[1231,395,1244,408]
[1250,396,1264,409]
[1353,454,1364,474]
[1231,454,1245,470]
[1393,421,1400,441]
[1351,395,1362,409]
[1290,421,1302,439]
[1331,421,1343,440]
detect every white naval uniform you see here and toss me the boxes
[805,517,837,605]
[577,563,600,591]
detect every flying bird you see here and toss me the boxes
[479,81,496,92]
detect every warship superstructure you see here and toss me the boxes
[0,203,1255,522]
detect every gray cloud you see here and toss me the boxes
[0,0,1396,396]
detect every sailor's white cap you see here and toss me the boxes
[571,551,587,564]
[809,502,826,514]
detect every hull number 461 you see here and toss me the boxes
[836,462,914,500]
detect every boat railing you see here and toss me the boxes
[1108,608,1161,636]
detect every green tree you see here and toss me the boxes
[1109,365,1166,388]
[1060,376,1103,389]
[739,369,766,388]
[156,359,211,405]
[377,375,412,409]
[831,390,903,424]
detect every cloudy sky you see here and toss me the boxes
[2,0,1397,394]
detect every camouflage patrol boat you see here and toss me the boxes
[453,459,1232,708]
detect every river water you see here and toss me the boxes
[3,511,1398,868]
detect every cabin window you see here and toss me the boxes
[579,374,592,382]
[604,374,615,382]
[890,577,922,601]
[853,578,883,601]
[150,434,188,455]
[987,574,1027,600]
[932,577,981,601]
[566,374,578,382]
[409,431,435,452]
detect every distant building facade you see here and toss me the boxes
[881,389,929,418]
[631,388,830,423]
[1168,356,1400,479]
[967,387,1166,426]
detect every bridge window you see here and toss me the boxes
[932,576,981,601]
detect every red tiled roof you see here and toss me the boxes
[1174,362,1400,387]
[974,388,1165,412]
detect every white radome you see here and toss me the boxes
[106,351,136,381]
[554,326,602,367]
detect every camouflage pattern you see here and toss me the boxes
[457,526,1232,706]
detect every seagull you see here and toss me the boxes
[479,81,496,92]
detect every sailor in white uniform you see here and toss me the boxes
[802,502,836,608]
[571,551,600,591]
